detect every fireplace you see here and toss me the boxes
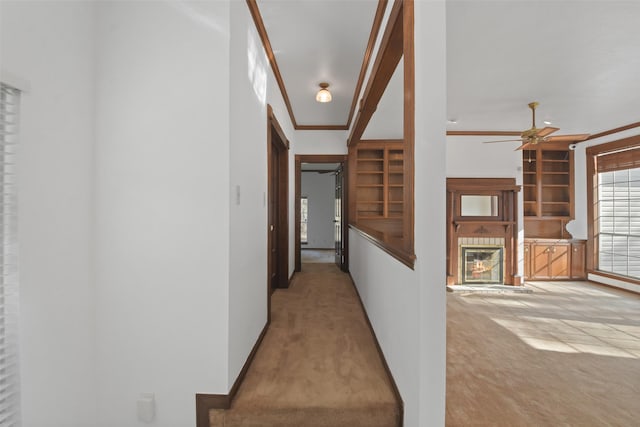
[461,246,504,284]
[446,178,520,286]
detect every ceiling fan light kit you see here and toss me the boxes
[315,82,332,103]
[481,101,590,150]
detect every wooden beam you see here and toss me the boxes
[247,0,389,131]
[348,0,404,146]
[345,0,389,130]
[585,121,640,141]
[247,0,298,129]
[402,0,414,253]
[446,130,522,137]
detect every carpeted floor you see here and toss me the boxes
[211,263,400,427]
[447,280,640,426]
[301,248,335,263]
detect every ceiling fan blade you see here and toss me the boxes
[536,126,560,137]
[514,142,532,151]
[483,139,524,144]
[546,133,591,142]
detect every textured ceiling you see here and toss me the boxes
[256,0,378,126]
[256,1,640,135]
[446,1,640,136]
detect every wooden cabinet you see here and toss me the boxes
[524,239,586,280]
[570,241,587,279]
[531,241,570,279]
[353,141,404,222]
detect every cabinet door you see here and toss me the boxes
[523,243,531,279]
[549,243,570,279]
[571,241,586,279]
[532,244,552,279]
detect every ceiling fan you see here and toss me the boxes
[483,102,590,150]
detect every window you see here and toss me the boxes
[0,82,20,425]
[300,197,308,244]
[598,166,640,278]
[587,136,640,282]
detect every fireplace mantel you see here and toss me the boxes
[446,178,521,286]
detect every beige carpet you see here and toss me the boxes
[212,263,400,427]
[301,249,335,263]
[447,280,640,426]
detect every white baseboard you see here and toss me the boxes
[588,273,640,294]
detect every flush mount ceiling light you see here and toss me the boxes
[315,82,332,103]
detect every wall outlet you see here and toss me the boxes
[137,392,155,423]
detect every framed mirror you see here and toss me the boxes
[460,195,499,217]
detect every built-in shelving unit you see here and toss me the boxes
[541,150,572,217]
[522,149,538,216]
[349,139,414,268]
[523,148,572,218]
[522,145,582,279]
[355,142,404,222]
[522,146,574,239]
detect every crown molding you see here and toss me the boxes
[246,0,386,131]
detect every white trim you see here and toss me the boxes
[588,273,640,294]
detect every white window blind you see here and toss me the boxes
[598,166,640,279]
[0,83,20,426]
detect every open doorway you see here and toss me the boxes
[295,155,348,272]
[267,106,289,298]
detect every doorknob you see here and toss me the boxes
[270,225,274,231]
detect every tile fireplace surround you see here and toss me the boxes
[459,238,505,285]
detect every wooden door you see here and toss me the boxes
[269,146,280,290]
[532,244,552,279]
[549,243,570,278]
[571,241,586,279]
[334,166,343,268]
[523,242,531,279]
[267,107,289,293]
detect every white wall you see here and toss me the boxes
[446,136,522,179]
[348,2,447,426]
[361,60,403,140]
[301,172,335,248]
[294,130,348,155]
[1,2,97,426]
[93,2,231,426]
[228,0,271,388]
[414,3,447,424]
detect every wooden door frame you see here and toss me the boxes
[295,154,349,272]
[267,105,290,304]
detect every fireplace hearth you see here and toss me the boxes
[461,246,504,284]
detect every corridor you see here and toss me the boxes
[212,263,400,427]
